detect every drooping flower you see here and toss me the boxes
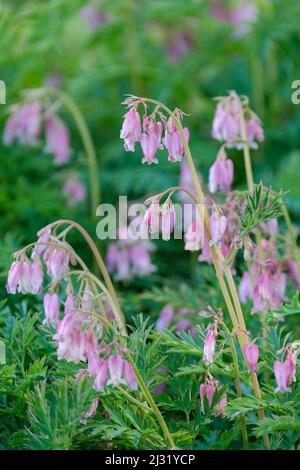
[43,293,60,326]
[30,261,43,294]
[184,219,204,251]
[243,343,259,373]
[163,117,189,163]
[44,115,70,165]
[93,359,108,391]
[199,382,215,414]
[274,359,293,393]
[6,260,42,295]
[43,246,72,281]
[246,117,264,149]
[160,201,176,241]
[3,103,41,146]
[80,397,99,424]
[208,148,234,193]
[214,394,228,416]
[140,117,163,164]
[123,361,138,391]
[143,203,161,233]
[107,354,125,387]
[203,323,218,364]
[129,245,156,276]
[120,106,141,152]
[209,209,227,248]
[63,175,86,207]
[238,271,253,303]
[156,305,175,331]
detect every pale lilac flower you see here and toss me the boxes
[30,261,43,294]
[199,383,215,414]
[253,273,272,313]
[212,98,240,145]
[140,118,163,164]
[143,203,160,233]
[93,359,108,391]
[63,175,86,207]
[44,246,71,281]
[243,343,259,372]
[208,148,234,193]
[107,354,125,387]
[246,117,264,149]
[43,293,60,326]
[80,2,108,30]
[120,106,141,152]
[4,103,41,146]
[129,245,156,276]
[203,323,218,364]
[156,305,174,331]
[274,359,293,393]
[161,201,176,241]
[163,117,189,163]
[238,272,252,303]
[166,32,194,62]
[214,394,228,416]
[123,361,138,391]
[209,210,227,247]
[184,219,204,251]
[80,397,99,424]
[45,115,70,165]
[57,329,87,363]
[33,229,50,257]
[179,159,198,203]
[284,260,300,289]
[6,261,23,294]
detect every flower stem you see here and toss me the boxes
[45,88,100,218]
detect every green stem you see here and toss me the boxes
[45,88,100,218]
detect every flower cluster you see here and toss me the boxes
[212,90,264,149]
[121,98,189,165]
[155,305,196,333]
[4,97,71,165]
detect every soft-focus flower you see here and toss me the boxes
[243,343,259,372]
[93,359,108,391]
[208,148,234,193]
[43,293,60,326]
[284,260,300,289]
[209,210,227,247]
[123,361,138,391]
[120,106,141,152]
[80,2,108,30]
[166,32,194,62]
[274,359,293,393]
[210,1,258,37]
[156,305,174,331]
[214,394,228,416]
[80,397,99,424]
[199,383,215,414]
[238,272,252,303]
[203,323,218,364]
[4,103,41,146]
[44,246,72,281]
[107,354,125,387]
[129,245,156,276]
[140,117,163,164]
[63,175,86,207]
[161,201,176,241]
[184,219,204,251]
[163,117,189,163]
[45,115,70,165]
[143,203,161,233]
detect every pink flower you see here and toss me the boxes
[284,260,300,289]
[199,383,215,414]
[123,361,138,391]
[203,323,218,364]
[33,229,50,257]
[30,261,43,294]
[129,245,156,276]
[143,204,160,233]
[238,272,253,303]
[179,159,198,203]
[63,175,86,207]
[208,149,234,193]
[243,343,259,372]
[166,32,194,62]
[93,359,108,391]
[274,359,293,393]
[44,246,71,281]
[246,117,264,149]
[80,397,99,424]
[163,117,189,163]
[140,118,163,164]
[212,99,240,145]
[120,106,141,152]
[6,261,23,294]
[45,115,70,165]
[107,354,125,387]
[156,305,174,331]
[80,3,108,30]
[214,394,227,416]
[43,293,60,326]
[209,210,227,247]
[184,219,204,251]
[161,201,176,241]
[57,329,87,363]
[3,103,41,146]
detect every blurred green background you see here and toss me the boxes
[1,0,300,310]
